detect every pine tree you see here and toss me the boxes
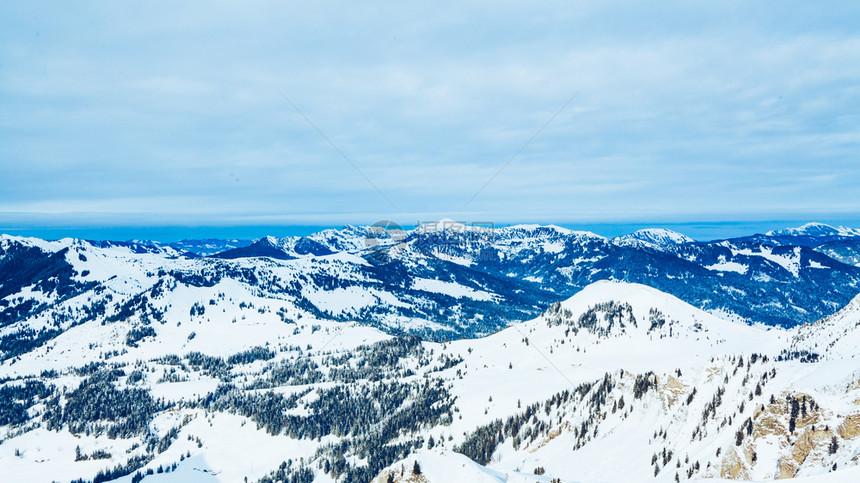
[829,436,839,455]
[412,460,422,475]
[789,398,800,433]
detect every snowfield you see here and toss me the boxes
[3,279,859,482]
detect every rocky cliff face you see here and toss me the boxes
[718,387,860,480]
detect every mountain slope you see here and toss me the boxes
[785,293,860,361]
[814,240,860,268]
[2,281,860,483]
[393,283,860,482]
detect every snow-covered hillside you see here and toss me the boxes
[2,278,860,483]
[815,240,860,268]
[786,293,860,362]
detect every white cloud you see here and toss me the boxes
[1,1,859,231]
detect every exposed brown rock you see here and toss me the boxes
[721,448,750,480]
[661,375,688,408]
[837,413,860,440]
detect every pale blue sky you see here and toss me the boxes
[2,1,860,240]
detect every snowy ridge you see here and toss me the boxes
[787,292,860,361]
[466,281,785,377]
[767,223,860,238]
[546,281,781,352]
[613,228,695,249]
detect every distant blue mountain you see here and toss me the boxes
[210,237,296,260]
[167,238,254,257]
[209,236,334,260]
[727,222,860,248]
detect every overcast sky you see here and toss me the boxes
[2,1,860,239]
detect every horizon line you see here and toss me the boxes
[2,219,860,244]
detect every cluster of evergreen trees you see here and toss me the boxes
[221,377,453,482]
[0,243,95,328]
[458,372,638,464]
[171,336,457,481]
[258,460,314,483]
[44,369,162,439]
[125,325,156,347]
[0,327,63,362]
[0,379,54,426]
[777,348,821,363]
[226,345,275,365]
[546,300,638,337]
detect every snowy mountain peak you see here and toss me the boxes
[416,218,486,234]
[504,223,571,234]
[500,224,603,240]
[539,280,782,354]
[550,280,694,319]
[613,228,694,249]
[126,238,159,246]
[767,222,860,238]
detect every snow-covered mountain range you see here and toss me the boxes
[2,222,860,482]
[3,222,860,346]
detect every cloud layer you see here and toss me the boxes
[2,1,859,231]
